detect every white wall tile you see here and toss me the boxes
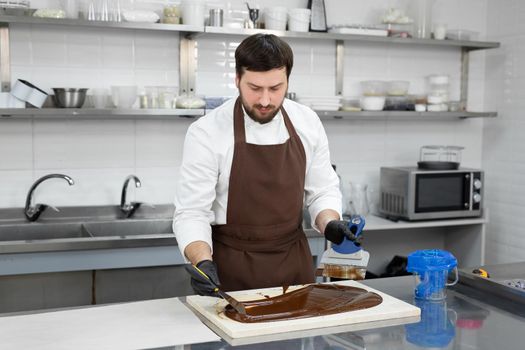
[30,25,67,67]
[66,30,102,68]
[0,120,33,170]
[135,119,192,168]
[9,24,32,66]
[0,170,33,208]
[32,119,135,169]
[101,31,135,69]
[134,167,180,204]
[483,0,525,264]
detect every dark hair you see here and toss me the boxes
[235,34,293,79]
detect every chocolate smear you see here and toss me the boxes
[224,284,382,323]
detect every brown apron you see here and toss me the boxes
[212,97,315,292]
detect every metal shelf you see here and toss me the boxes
[0,108,204,119]
[315,110,498,120]
[204,26,500,51]
[0,108,497,121]
[0,14,499,51]
[0,15,203,33]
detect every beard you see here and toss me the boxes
[239,92,284,124]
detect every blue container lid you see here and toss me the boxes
[407,249,457,272]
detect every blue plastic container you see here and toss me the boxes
[407,249,458,301]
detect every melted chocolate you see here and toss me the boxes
[224,284,383,323]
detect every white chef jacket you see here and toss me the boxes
[173,97,342,259]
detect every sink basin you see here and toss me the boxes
[83,219,174,237]
[0,218,176,254]
[0,222,92,242]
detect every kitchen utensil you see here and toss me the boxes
[208,8,223,27]
[181,0,205,26]
[60,0,79,19]
[407,249,458,301]
[387,80,410,96]
[446,29,479,41]
[97,0,109,21]
[411,0,435,39]
[384,96,414,111]
[308,0,327,32]
[52,88,89,108]
[111,86,137,109]
[176,94,205,109]
[113,0,122,22]
[340,96,361,111]
[360,96,385,111]
[122,10,159,23]
[11,79,48,108]
[360,80,386,96]
[288,8,310,32]
[433,23,447,40]
[185,264,246,315]
[264,7,286,31]
[426,74,450,106]
[245,3,259,29]
[418,145,463,170]
[91,88,109,108]
[162,5,180,24]
[320,215,369,280]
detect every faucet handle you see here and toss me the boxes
[48,205,60,213]
[139,202,155,209]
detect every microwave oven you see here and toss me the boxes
[379,167,483,221]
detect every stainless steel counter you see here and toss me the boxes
[184,276,525,349]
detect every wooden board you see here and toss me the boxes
[187,280,420,339]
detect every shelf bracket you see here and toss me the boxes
[0,23,10,92]
[460,47,469,109]
[335,40,344,96]
[179,36,197,95]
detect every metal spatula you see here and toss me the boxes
[186,264,247,315]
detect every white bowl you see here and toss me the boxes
[360,96,385,111]
[111,86,138,109]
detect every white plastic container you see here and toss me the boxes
[360,96,386,111]
[111,86,138,109]
[288,8,310,32]
[265,7,287,31]
[426,74,450,104]
[181,0,205,26]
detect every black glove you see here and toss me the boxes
[185,260,221,297]
[324,220,362,245]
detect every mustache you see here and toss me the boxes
[254,104,276,109]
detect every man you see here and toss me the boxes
[174,34,359,295]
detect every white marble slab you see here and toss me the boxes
[187,280,421,339]
[0,298,220,349]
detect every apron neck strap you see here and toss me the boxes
[233,97,297,143]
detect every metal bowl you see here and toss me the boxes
[52,88,89,108]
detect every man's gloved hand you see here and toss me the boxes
[185,260,221,297]
[324,220,363,246]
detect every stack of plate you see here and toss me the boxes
[296,95,342,111]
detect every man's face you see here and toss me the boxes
[236,67,288,124]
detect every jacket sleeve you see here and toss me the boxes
[304,115,342,232]
[173,121,218,261]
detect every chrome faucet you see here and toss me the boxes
[120,175,143,218]
[24,174,75,222]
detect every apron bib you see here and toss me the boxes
[212,97,315,291]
